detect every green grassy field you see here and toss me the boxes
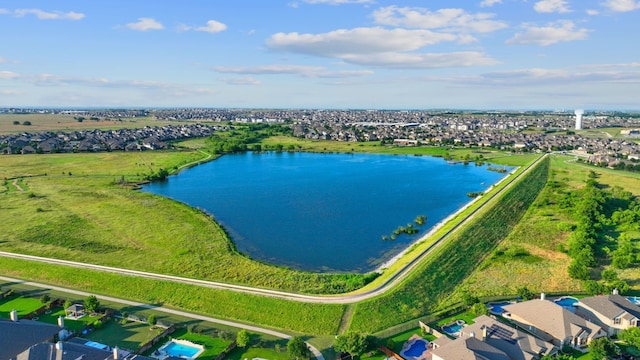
[85,318,164,351]
[0,114,204,135]
[0,257,345,335]
[36,306,98,332]
[0,151,374,294]
[0,295,44,317]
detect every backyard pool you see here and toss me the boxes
[442,320,465,337]
[401,338,428,358]
[488,301,512,315]
[554,297,578,313]
[157,339,204,359]
[628,297,640,305]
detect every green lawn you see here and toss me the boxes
[85,318,164,351]
[36,306,99,332]
[226,345,290,360]
[0,296,45,318]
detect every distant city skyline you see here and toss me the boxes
[1,0,639,110]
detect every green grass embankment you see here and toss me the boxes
[0,257,345,335]
[348,156,550,333]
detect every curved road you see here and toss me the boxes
[0,154,546,305]
[0,275,324,360]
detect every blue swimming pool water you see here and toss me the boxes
[628,297,640,305]
[489,302,512,314]
[554,297,578,312]
[163,341,201,358]
[403,339,428,357]
[442,323,463,335]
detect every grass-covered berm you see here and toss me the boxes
[348,156,550,333]
[0,150,376,294]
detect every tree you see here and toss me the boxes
[600,268,618,282]
[63,299,72,310]
[22,121,32,126]
[589,337,618,359]
[619,327,640,349]
[334,333,369,359]
[461,291,480,307]
[147,314,156,327]
[470,302,489,317]
[84,295,100,314]
[287,336,309,360]
[40,294,51,303]
[568,261,591,280]
[236,329,250,348]
[516,286,535,301]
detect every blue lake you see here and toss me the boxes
[142,152,512,273]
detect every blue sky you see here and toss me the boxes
[1,0,639,110]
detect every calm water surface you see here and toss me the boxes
[142,152,512,272]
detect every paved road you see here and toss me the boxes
[0,275,325,360]
[0,154,546,305]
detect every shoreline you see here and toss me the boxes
[373,166,517,274]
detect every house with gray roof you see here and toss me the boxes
[0,317,61,360]
[576,290,640,336]
[431,335,511,360]
[459,315,557,360]
[502,298,606,351]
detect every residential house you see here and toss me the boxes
[459,315,558,359]
[431,335,511,360]
[0,316,61,360]
[502,298,606,350]
[576,291,640,336]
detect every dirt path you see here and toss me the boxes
[12,179,24,192]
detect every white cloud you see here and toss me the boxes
[534,0,571,13]
[267,27,458,57]
[126,18,164,31]
[0,70,19,79]
[218,77,262,85]
[303,0,375,4]
[474,68,640,85]
[212,64,374,78]
[0,8,9,14]
[602,0,640,12]
[341,51,499,68]
[14,8,84,20]
[372,6,508,33]
[506,21,589,46]
[480,0,503,7]
[586,9,600,15]
[266,27,499,69]
[0,56,5,63]
[196,20,227,33]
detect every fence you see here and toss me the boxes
[137,324,177,354]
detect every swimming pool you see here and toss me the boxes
[159,339,204,359]
[488,301,512,315]
[442,320,465,337]
[554,297,578,312]
[401,338,428,358]
[628,297,640,305]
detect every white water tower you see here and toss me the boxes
[574,109,584,130]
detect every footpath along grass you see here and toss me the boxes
[348,156,550,333]
[0,256,345,335]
